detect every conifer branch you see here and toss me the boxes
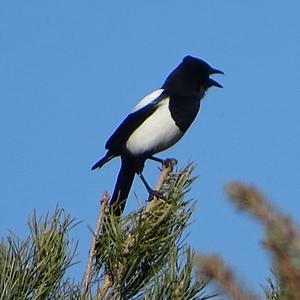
[225,182,300,299]
[196,254,258,300]
[3,164,300,299]
[91,163,206,299]
[0,208,79,299]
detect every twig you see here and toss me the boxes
[96,273,114,300]
[82,191,110,295]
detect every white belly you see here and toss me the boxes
[126,98,183,156]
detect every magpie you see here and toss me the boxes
[92,55,223,215]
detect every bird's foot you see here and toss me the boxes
[138,172,166,201]
[161,158,177,168]
[150,156,177,167]
[148,190,166,202]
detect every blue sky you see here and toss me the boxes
[1,0,299,293]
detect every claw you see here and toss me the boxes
[148,190,166,201]
[150,156,178,167]
[162,158,177,167]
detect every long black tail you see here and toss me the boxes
[91,152,115,170]
[110,158,136,216]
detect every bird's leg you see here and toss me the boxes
[149,156,178,167]
[137,172,165,201]
[149,156,164,164]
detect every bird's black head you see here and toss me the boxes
[162,55,223,97]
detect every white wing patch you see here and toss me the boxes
[132,89,165,112]
[126,97,184,156]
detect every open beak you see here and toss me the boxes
[208,78,223,88]
[209,66,224,88]
[210,67,224,75]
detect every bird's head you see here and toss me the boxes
[162,55,223,97]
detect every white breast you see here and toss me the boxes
[126,97,184,156]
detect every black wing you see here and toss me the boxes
[105,92,167,153]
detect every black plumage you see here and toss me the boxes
[92,55,223,215]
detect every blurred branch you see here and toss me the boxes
[196,254,258,300]
[225,182,300,299]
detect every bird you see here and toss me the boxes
[92,55,223,215]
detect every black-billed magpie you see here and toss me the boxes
[92,55,223,215]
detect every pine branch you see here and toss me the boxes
[3,165,300,299]
[195,254,258,300]
[0,208,79,299]
[89,163,211,299]
[144,247,213,300]
[225,182,300,300]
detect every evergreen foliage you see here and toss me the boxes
[0,165,213,300]
[0,208,80,299]
[1,165,300,299]
[92,165,211,299]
